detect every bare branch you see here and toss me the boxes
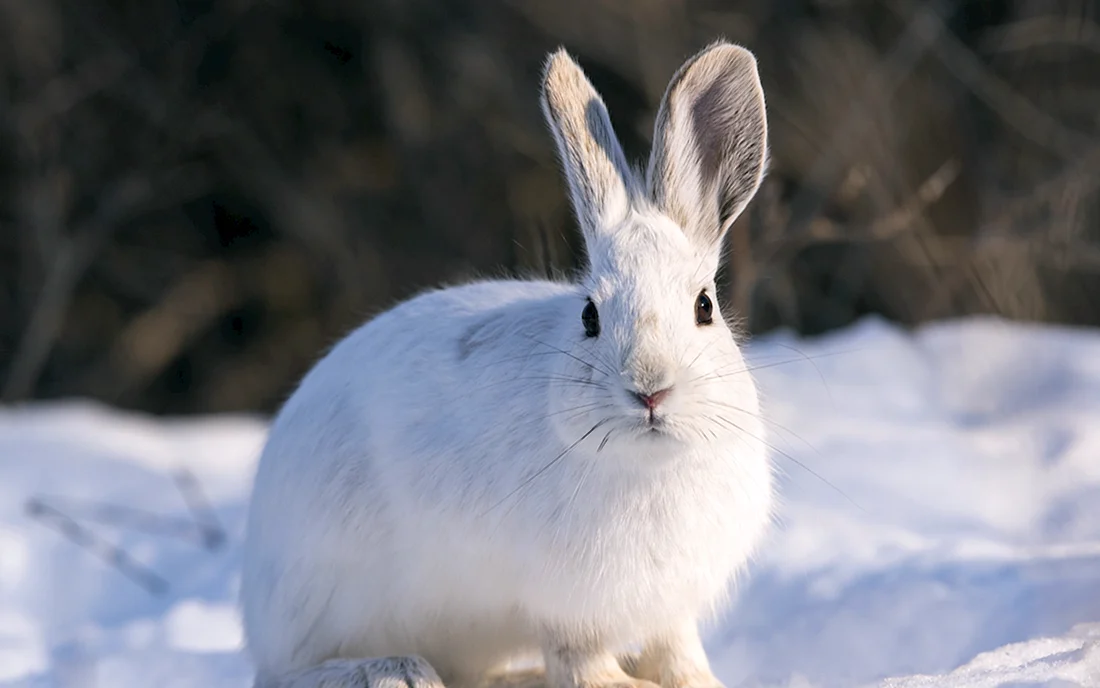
[886,0,1097,159]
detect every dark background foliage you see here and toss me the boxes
[1,0,1098,415]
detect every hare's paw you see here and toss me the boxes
[617,622,728,688]
[657,673,725,688]
[598,678,660,688]
[540,637,661,688]
[479,667,659,688]
[271,655,444,688]
[577,672,660,688]
[615,652,657,684]
[616,657,724,688]
[364,656,446,688]
[479,666,547,688]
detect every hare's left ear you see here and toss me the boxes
[541,48,634,245]
[646,42,768,251]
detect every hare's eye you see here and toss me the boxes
[581,300,600,338]
[695,291,713,326]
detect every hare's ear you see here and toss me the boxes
[541,48,634,242]
[646,42,768,251]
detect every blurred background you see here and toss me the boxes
[1,0,1097,416]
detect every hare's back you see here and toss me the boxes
[354,278,574,358]
[253,276,576,517]
[329,276,576,411]
[295,277,578,503]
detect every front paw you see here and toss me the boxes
[656,673,725,688]
[616,659,724,688]
[616,653,656,684]
[582,676,662,688]
[481,666,661,688]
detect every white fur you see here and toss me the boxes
[241,41,773,688]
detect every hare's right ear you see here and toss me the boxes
[541,49,634,242]
[646,42,768,252]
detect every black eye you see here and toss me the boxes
[581,299,600,337]
[695,291,713,325]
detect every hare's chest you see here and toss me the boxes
[523,473,754,629]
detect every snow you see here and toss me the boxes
[2,315,1099,687]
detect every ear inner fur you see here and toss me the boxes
[646,42,769,250]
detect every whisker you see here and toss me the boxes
[543,402,610,420]
[504,402,614,433]
[524,335,615,379]
[685,356,770,385]
[551,433,604,552]
[577,340,621,380]
[681,355,745,385]
[494,399,617,437]
[704,399,825,461]
[751,342,856,401]
[683,346,709,372]
[689,349,855,385]
[558,406,611,427]
[480,419,609,517]
[708,413,864,513]
[466,349,613,376]
[597,429,614,452]
[466,375,608,395]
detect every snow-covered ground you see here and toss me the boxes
[1,315,1099,687]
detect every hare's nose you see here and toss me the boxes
[632,387,672,410]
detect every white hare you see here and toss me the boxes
[241,40,774,688]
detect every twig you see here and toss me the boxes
[12,53,130,133]
[2,166,211,401]
[980,15,1100,55]
[174,469,227,550]
[886,0,1096,159]
[25,499,169,596]
[765,158,962,261]
[784,0,953,234]
[26,487,227,550]
[101,260,242,403]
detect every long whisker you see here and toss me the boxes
[524,335,615,379]
[754,342,850,401]
[704,399,825,460]
[480,419,609,517]
[505,403,615,433]
[682,345,709,372]
[469,374,607,390]
[464,374,614,400]
[577,340,622,380]
[688,349,855,385]
[543,402,611,420]
[597,429,614,452]
[557,405,612,427]
[708,413,864,513]
[685,356,773,385]
[466,349,614,376]
[548,430,606,552]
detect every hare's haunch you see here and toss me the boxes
[242,41,774,688]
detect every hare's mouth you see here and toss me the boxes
[635,422,681,447]
[638,413,670,435]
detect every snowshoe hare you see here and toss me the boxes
[241,40,774,688]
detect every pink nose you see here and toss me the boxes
[633,387,672,410]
